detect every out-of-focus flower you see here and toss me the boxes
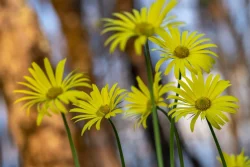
[102,0,183,55]
[125,72,172,128]
[150,28,217,78]
[15,58,91,125]
[218,149,250,167]
[168,72,238,131]
[71,84,126,135]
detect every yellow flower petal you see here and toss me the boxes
[71,84,126,134]
[14,58,90,125]
[102,0,181,55]
[125,72,170,128]
[151,28,217,78]
[168,73,238,131]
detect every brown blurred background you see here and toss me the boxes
[0,0,249,167]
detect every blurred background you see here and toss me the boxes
[0,0,249,166]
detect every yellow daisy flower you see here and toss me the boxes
[102,0,183,55]
[168,72,238,131]
[125,72,172,128]
[71,83,127,135]
[15,58,91,125]
[150,28,217,78]
[218,150,250,167]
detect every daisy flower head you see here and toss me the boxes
[218,149,250,167]
[167,72,238,132]
[71,83,127,135]
[102,0,183,55]
[150,28,217,78]
[125,72,172,128]
[14,58,91,125]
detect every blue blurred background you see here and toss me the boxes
[0,0,249,166]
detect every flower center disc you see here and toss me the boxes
[147,100,152,109]
[46,87,63,99]
[135,22,154,37]
[195,97,211,111]
[97,105,110,117]
[174,46,190,58]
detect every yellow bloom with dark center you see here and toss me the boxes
[14,58,91,125]
[168,72,238,131]
[125,72,172,128]
[150,28,217,78]
[71,83,127,135]
[218,150,250,167]
[102,0,183,55]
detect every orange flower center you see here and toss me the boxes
[46,87,63,99]
[135,22,154,37]
[195,97,211,111]
[147,100,152,109]
[96,105,110,117]
[174,46,190,58]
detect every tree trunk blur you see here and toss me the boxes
[50,0,92,76]
[115,0,133,12]
[0,1,78,166]
[50,0,120,166]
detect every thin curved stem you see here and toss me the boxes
[61,113,80,167]
[108,119,125,167]
[170,119,175,167]
[207,119,227,167]
[157,107,184,167]
[144,40,164,167]
[170,73,182,167]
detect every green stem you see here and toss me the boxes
[207,119,227,167]
[144,40,164,167]
[170,118,175,167]
[157,107,184,167]
[61,113,80,167]
[170,73,182,167]
[108,119,126,167]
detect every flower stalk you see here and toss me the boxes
[144,40,164,167]
[207,119,227,167]
[170,73,182,167]
[108,119,125,167]
[157,107,184,167]
[61,113,80,167]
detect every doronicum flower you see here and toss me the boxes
[150,28,217,78]
[71,83,127,135]
[102,0,183,55]
[14,58,91,125]
[125,72,172,128]
[168,72,238,131]
[218,149,250,167]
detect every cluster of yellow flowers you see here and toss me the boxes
[14,0,248,166]
[101,0,238,132]
[219,150,250,167]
